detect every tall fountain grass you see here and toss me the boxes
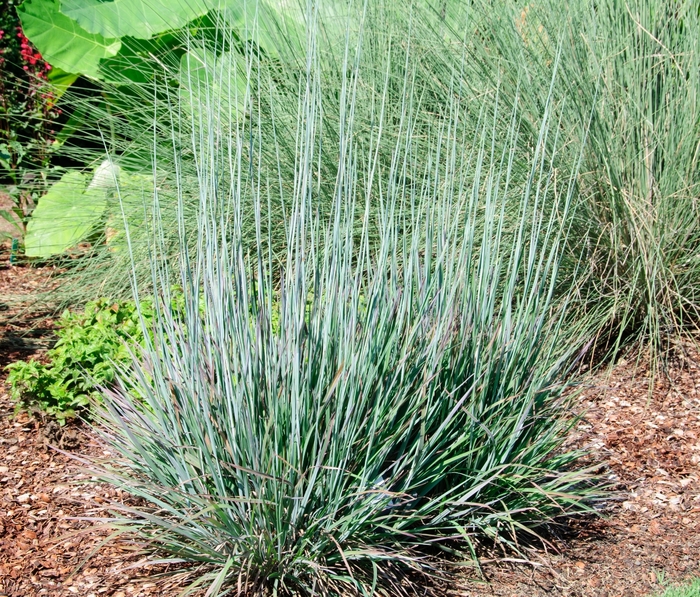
[85,7,600,595]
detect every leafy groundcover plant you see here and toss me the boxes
[6,298,153,421]
[82,7,603,595]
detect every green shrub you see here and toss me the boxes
[6,298,152,421]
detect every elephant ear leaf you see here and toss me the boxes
[59,0,211,40]
[178,48,248,115]
[18,0,121,78]
[25,171,107,258]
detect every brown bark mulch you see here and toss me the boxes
[1,260,699,596]
[0,259,185,597]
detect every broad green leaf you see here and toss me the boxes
[25,171,107,258]
[217,0,351,63]
[47,67,79,99]
[220,1,293,56]
[59,0,211,40]
[104,173,154,250]
[99,33,185,84]
[18,0,121,78]
[220,0,335,58]
[179,48,247,115]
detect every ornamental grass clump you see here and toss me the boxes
[455,0,700,362]
[86,7,600,596]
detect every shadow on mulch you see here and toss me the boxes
[0,254,58,369]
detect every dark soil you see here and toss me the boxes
[1,261,699,596]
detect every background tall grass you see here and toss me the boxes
[83,5,601,595]
[451,0,700,362]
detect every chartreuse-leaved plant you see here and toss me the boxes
[6,298,153,422]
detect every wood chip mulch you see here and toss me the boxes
[1,261,700,596]
[0,261,186,597]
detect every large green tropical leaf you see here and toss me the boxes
[104,173,154,251]
[47,67,79,100]
[100,34,183,84]
[18,0,121,78]
[178,48,247,115]
[220,1,348,58]
[59,0,211,39]
[25,171,107,258]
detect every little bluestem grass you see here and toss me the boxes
[82,4,602,595]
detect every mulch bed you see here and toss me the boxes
[1,261,699,596]
[0,260,183,597]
